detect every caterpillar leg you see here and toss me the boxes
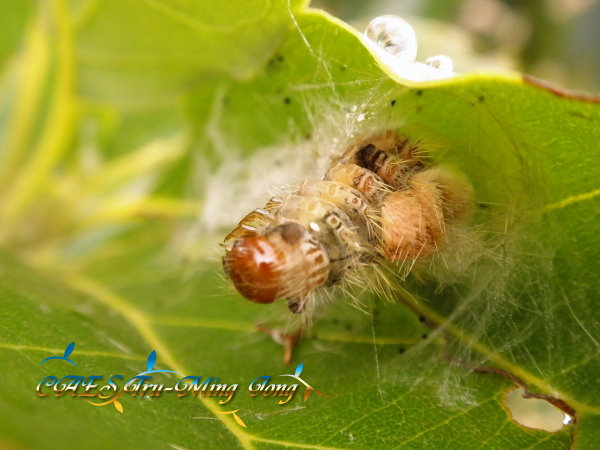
[256,323,303,365]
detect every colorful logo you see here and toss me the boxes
[36,342,331,427]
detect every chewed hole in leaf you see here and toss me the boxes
[504,388,572,432]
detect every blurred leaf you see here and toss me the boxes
[74,0,308,104]
[0,0,33,70]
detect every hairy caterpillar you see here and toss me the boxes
[222,130,474,315]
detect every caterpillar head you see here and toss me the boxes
[223,221,330,312]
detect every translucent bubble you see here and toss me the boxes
[364,15,418,62]
[425,54,454,72]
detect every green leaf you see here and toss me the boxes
[0,251,572,449]
[0,1,598,449]
[75,0,308,104]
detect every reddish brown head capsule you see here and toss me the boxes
[223,222,331,308]
[223,236,285,303]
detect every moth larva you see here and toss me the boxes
[222,131,473,314]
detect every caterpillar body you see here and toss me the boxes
[222,131,473,314]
